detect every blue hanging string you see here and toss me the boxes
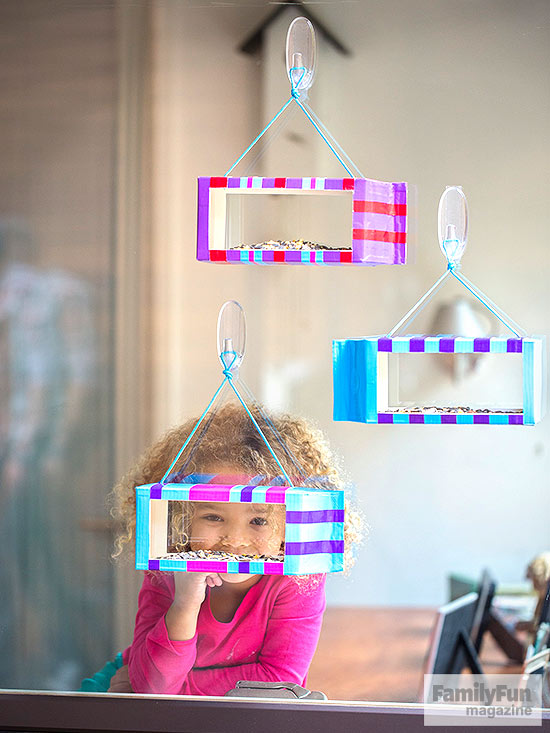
[224,68,360,178]
[225,98,294,177]
[447,262,526,338]
[293,97,355,177]
[161,351,295,487]
[388,248,527,339]
[160,376,231,484]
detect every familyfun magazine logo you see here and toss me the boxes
[423,674,543,727]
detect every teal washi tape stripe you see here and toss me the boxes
[392,413,409,424]
[161,487,190,500]
[302,177,312,189]
[240,250,249,262]
[135,487,150,569]
[285,492,343,512]
[456,414,474,424]
[489,414,508,425]
[454,338,475,353]
[523,339,535,425]
[489,337,508,353]
[424,338,440,353]
[159,559,188,571]
[229,485,245,501]
[424,414,441,424]
[284,553,344,575]
[227,561,240,573]
[239,177,247,188]
[249,561,265,574]
[252,177,262,189]
[254,250,263,263]
[301,251,310,263]
[391,338,410,353]
[285,522,344,543]
[250,487,268,503]
[315,177,325,190]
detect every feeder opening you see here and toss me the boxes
[382,352,524,415]
[151,499,286,565]
[210,187,353,252]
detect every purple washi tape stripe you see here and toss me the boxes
[238,561,250,573]
[409,337,425,352]
[264,487,288,503]
[439,338,455,352]
[227,178,240,188]
[285,540,345,555]
[474,338,490,352]
[324,178,343,190]
[378,338,393,352]
[395,242,406,264]
[264,562,284,574]
[352,240,400,264]
[356,212,407,232]
[353,178,367,199]
[509,415,523,425]
[473,415,490,424]
[285,251,302,263]
[239,486,255,502]
[262,178,275,188]
[323,251,341,263]
[356,178,407,204]
[393,182,407,205]
[261,250,275,263]
[441,415,457,424]
[352,212,366,229]
[150,484,163,499]
[409,414,425,424]
[197,178,210,260]
[187,560,228,572]
[378,414,394,423]
[286,509,345,524]
[286,178,302,188]
[507,338,523,353]
[148,560,160,570]
[226,250,241,262]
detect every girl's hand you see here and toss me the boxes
[165,572,222,641]
[173,571,223,610]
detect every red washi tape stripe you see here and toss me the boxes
[353,201,407,215]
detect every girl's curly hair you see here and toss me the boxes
[110,403,363,586]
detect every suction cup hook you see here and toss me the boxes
[286,17,316,96]
[217,300,246,375]
[438,186,468,268]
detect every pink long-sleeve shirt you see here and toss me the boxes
[124,572,326,696]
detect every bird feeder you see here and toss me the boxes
[333,187,546,425]
[197,18,410,266]
[135,301,345,574]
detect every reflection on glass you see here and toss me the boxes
[0,0,116,690]
[166,500,286,563]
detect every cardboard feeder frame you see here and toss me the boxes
[333,334,546,426]
[197,176,408,266]
[136,482,345,575]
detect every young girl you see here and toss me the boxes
[107,403,361,696]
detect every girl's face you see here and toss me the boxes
[189,501,284,559]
